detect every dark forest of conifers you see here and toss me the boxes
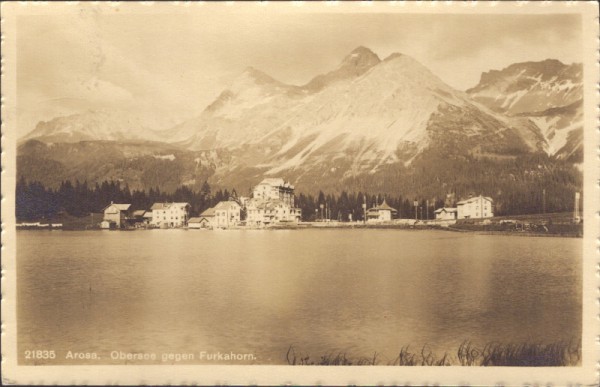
[16,171,581,222]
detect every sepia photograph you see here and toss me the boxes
[1,2,598,385]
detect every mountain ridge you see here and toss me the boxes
[20,109,165,145]
[18,47,584,196]
[170,47,549,183]
[466,59,583,161]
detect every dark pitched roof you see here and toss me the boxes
[214,201,241,211]
[369,199,397,213]
[434,207,457,213]
[151,202,191,210]
[102,203,131,212]
[200,208,215,217]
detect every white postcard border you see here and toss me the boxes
[1,2,598,385]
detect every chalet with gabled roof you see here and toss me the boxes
[366,199,397,222]
[102,202,131,229]
[434,207,457,220]
[190,207,216,229]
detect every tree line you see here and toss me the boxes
[16,173,579,222]
[296,191,443,222]
[16,177,232,221]
[16,176,439,222]
[295,151,583,217]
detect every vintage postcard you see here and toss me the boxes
[1,1,598,385]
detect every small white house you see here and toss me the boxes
[434,207,457,220]
[366,199,397,222]
[187,217,204,229]
[102,202,131,229]
[457,195,493,219]
[193,208,216,229]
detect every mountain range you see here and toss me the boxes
[466,59,582,160]
[17,46,583,199]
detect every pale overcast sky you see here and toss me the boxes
[16,4,582,136]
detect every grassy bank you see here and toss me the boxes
[286,340,581,366]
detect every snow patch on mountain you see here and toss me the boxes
[153,154,176,161]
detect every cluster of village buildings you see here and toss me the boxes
[434,195,494,221]
[358,194,493,222]
[101,178,303,230]
[101,177,494,230]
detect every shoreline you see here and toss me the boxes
[275,223,583,238]
[16,222,583,238]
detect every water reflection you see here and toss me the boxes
[17,229,581,364]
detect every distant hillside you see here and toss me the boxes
[17,140,227,193]
[19,110,166,144]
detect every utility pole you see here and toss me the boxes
[426,200,429,220]
[574,192,580,222]
[414,200,418,222]
[542,189,546,214]
[363,195,367,224]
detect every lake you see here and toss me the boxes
[17,229,581,365]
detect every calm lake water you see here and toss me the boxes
[17,229,581,365]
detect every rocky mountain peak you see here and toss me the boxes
[301,46,381,92]
[467,59,582,114]
[218,66,290,111]
[239,66,284,86]
[340,46,381,68]
[506,59,571,78]
[467,59,583,161]
[468,59,581,95]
